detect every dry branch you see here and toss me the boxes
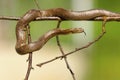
[56,21,76,80]
[24,25,33,80]
[1,16,120,21]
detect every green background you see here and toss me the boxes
[88,0,120,80]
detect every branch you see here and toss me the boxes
[0,16,20,21]
[24,25,33,80]
[0,16,61,21]
[0,16,120,21]
[56,21,76,80]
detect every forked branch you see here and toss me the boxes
[56,21,76,80]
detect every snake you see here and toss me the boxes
[15,8,120,55]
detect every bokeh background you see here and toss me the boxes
[0,0,120,80]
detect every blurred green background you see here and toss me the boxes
[88,0,120,80]
[0,0,120,80]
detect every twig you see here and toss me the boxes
[0,16,61,21]
[56,36,76,80]
[24,25,33,80]
[94,16,120,21]
[0,16,20,20]
[56,21,76,80]
[33,0,40,9]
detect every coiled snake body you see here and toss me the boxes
[16,8,120,55]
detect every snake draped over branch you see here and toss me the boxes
[15,8,120,55]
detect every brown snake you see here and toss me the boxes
[16,8,120,55]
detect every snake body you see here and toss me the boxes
[16,8,120,55]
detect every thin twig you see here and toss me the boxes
[94,16,120,21]
[33,0,40,9]
[56,21,76,80]
[0,16,20,20]
[24,25,33,80]
[56,36,76,80]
